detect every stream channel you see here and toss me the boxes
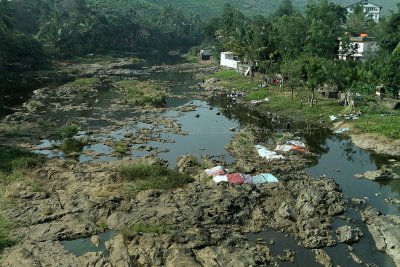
[3,52,400,266]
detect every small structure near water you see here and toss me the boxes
[199,49,212,60]
[319,84,339,98]
[220,52,239,69]
[220,52,251,75]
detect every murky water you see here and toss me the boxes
[306,135,400,215]
[246,230,321,267]
[61,231,117,257]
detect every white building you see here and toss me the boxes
[346,0,382,23]
[220,52,239,69]
[338,36,379,60]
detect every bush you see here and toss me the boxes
[113,141,129,155]
[119,162,194,190]
[57,139,85,154]
[0,147,44,174]
[56,124,80,140]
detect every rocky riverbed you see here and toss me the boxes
[1,59,399,266]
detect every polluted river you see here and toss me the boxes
[1,53,399,266]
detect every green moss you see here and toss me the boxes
[115,80,166,107]
[119,162,194,191]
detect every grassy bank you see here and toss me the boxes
[115,80,166,107]
[207,69,400,139]
[0,146,45,249]
[119,161,194,191]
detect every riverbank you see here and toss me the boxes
[0,58,399,266]
[201,68,400,157]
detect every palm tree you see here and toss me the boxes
[0,0,15,33]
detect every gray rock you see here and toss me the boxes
[335,225,363,243]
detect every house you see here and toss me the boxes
[199,49,212,60]
[220,52,253,75]
[220,52,239,69]
[338,35,379,60]
[346,0,382,23]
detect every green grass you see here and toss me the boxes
[245,89,270,100]
[72,77,99,87]
[55,139,85,154]
[0,215,14,249]
[0,147,44,174]
[0,147,42,249]
[207,69,262,92]
[115,80,166,107]
[353,113,400,139]
[119,162,194,191]
[56,123,80,140]
[113,141,129,155]
[69,78,100,95]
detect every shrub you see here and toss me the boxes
[0,147,44,174]
[57,139,85,154]
[113,141,129,155]
[56,124,80,140]
[119,162,194,190]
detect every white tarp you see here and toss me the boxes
[255,145,285,160]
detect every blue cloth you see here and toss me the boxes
[250,173,279,184]
[334,128,350,134]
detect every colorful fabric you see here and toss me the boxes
[255,145,285,160]
[205,166,226,176]
[226,173,245,184]
[250,173,279,184]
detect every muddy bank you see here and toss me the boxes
[333,120,400,158]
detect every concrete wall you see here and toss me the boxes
[220,52,238,69]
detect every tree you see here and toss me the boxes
[272,15,307,59]
[345,3,367,36]
[376,3,400,53]
[292,55,331,106]
[0,0,14,33]
[275,0,295,17]
[384,43,400,99]
[305,0,346,59]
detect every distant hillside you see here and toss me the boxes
[89,0,399,19]
[148,0,398,17]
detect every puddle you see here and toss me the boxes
[246,230,320,266]
[61,231,117,257]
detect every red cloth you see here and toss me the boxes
[226,173,245,184]
[291,145,305,153]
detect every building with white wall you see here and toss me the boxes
[338,36,379,60]
[220,52,239,69]
[346,0,382,23]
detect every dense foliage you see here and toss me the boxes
[0,0,203,68]
[206,1,400,96]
